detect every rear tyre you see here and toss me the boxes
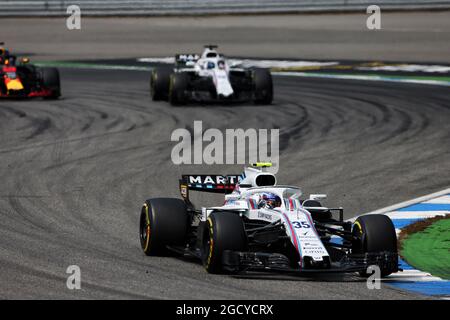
[40,67,60,99]
[252,68,273,105]
[201,211,247,274]
[169,73,189,106]
[150,67,171,101]
[352,214,398,277]
[139,198,189,256]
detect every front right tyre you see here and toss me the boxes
[201,211,247,274]
[169,72,189,106]
[40,67,61,99]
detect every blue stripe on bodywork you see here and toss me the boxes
[329,236,343,245]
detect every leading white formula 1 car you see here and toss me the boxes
[139,164,399,276]
[150,45,273,105]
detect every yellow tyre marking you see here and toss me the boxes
[143,203,151,252]
[206,217,214,269]
[354,221,363,235]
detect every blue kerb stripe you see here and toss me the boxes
[391,218,424,229]
[389,281,450,296]
[397,203,450,211]
[398,258,415,271]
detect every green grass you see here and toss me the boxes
[401,217,450,280]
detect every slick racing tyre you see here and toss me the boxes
[252,68,273,105]
[150,67,171,101]
[352,214,398,277]
[139,198,188,256]
[169,72,189,106]
[201,211,247,274]
[40,67,61,99]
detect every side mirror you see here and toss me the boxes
[21,57,30,64]
[309,194,327,201]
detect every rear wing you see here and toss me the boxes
[175,54,200,67]
[179,174,241,200]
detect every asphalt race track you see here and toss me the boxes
[0,66,448,299]
[1,11,450,300]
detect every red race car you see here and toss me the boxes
[0,43,60,99]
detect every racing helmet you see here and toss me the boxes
[206,61,215,69]
[258,193,282,209]
[218,60,226,70]
[6,56,16,66]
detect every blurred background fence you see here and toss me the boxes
[1,0,450,16]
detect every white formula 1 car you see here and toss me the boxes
[150,45,273,105]
[139,164,398,276]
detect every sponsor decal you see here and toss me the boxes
[258,212,273,221]
[177,54,200,61]
[187,175,241,185]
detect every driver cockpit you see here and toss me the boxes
[256,192,282,209]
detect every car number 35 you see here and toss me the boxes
[292,221,310,228]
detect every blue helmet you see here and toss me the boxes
[259,193,281,209]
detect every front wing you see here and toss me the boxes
[0,88,54,99]
[222,250,399,275]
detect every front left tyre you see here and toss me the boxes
[139,198,189,256]
[352,214,398,277]
[252,68,273,105]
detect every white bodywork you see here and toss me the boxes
[180,47,237,97]
[200,166,330,268]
